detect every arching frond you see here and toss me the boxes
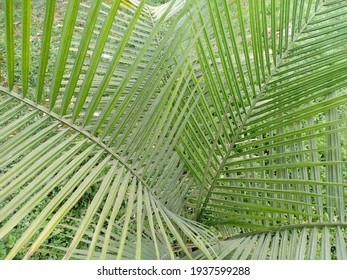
[0,0,215,260]
[0,0,346,260]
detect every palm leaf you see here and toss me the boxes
[176,0,347,258]
[193,224,347,260]
[0,0,215,259]
[0,0,346,260]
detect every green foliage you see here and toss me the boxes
[146,0,169,5]
[0,0,346,260]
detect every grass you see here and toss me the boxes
[147,0,169,5]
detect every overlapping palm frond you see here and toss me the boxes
[193,224,347,260]
[0,0,346,260]
[177,0,347,258]
[0,0,216,259]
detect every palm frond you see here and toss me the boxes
[0,0,346,260]
[193,223,347,260]
[0,0,215,259]
[178,0,347,231]
[175,0,347,258]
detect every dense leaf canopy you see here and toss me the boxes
[0,0,346,259]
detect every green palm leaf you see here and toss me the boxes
[193,224,347,260]
[0,0,346,259]
[176,0,347,258]
[0,0,215,259]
